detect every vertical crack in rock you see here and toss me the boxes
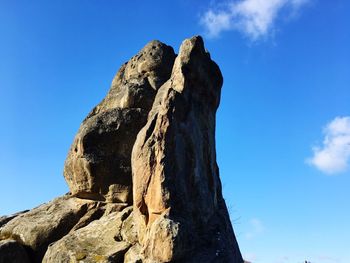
[132,36,243,262]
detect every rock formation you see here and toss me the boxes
[132,37,241,262]
[64,40,176,203]
[0,36,243,263]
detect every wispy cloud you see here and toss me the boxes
[245,218,265,239]
[307,116,350,175]
[200,0,311,40]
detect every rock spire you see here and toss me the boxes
[0,36,243,263]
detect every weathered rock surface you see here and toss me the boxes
[42,207,133,263]
[0,36,243,263]
[124,244,142,263]
[0,239,30,263]
[0,195,99,262]
[64,41,176,203]
[0,210,28,228]
[64,108,148,204]
[132,36,242,262]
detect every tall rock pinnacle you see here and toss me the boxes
[0,36,243,263]
[132,36,242,262]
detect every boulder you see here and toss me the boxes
[64,40,176,204]
[64,108,148,203]
[42,206,133,263]
[0,195,98,262]
[131,36,242,262]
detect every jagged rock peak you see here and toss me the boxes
[171,36,222,109]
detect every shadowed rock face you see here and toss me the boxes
[0,36,243,263]
[0,240,30,263]
[64,41,176,203]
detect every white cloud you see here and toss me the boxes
[200,0,311,40]
[245,218,264,239]
[201,10,231,38]
[307,116,350,175]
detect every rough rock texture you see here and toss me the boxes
[42,207,133,263]
[0,240,30,263]
[0,210,28,228]
[124,244,142,263]
[64,108,148,204]
[132,36,242,262]
[64,41,176,203]
[0,36,243,263]
[0,196,99,262]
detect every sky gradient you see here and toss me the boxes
[0,1,349,262]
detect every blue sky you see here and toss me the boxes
[0,1,349,262]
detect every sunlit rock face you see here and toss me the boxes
[132,36,242,262]
[0,36,242,263]
[63,40,176,204]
